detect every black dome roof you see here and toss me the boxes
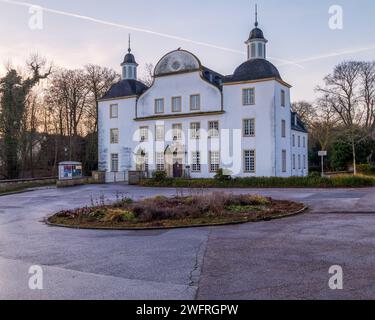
[101,79,148,100]
[249,27,265,40]
[225,59,282,83]
[122,52,137,64]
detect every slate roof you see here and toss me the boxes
[291,112,308,133]
[202,66,224,88]
[224,59,282,83]
[101,79,148,100]
[248,27,266,41]
[122,52,137,65]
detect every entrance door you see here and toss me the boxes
[173,161,183,178]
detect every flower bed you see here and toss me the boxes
[47,193,306,230]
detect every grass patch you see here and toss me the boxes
[48,193,305,229]
[138,175,375,189]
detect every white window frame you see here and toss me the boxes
[190,94,201,111]
[208,121,219,138]
[140,126,149,142]
[293,154,296,170]
[156,152,165,171]
[110,104,118,118]
[111,154,119,172]
[243,88,255,106]
[172,123,183,141]
[155,125,165,141]
[191,152,201,172]
[190,122,201,139]
[244,150,256,173]
[110,128,119,144]
[243,118,255,137]
[209,151,220,173]
[172,96,182,113]
[155,98,165,114]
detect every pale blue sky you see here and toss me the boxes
[0,0,374,101]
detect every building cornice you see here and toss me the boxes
[223,77,292,88]
[98,95,138,102]
[134,110,225,122]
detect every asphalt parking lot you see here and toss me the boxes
[0,185,374,300]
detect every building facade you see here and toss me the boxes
[98,18,308,180]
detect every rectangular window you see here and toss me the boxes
[156,152,165,171]
[192,152,201,172]
[209,151,220,173]
[303,155,307,170]
[282,150,287,173]
[298,136,301,148]
[251,43,256,58]
[293,154,296,170]
[190,122,201,139]
[244,150,256,173]
[190,94,201,111]
[258,43,263,57]
[110,104,118,118]
[298,155,301,170]
[303,136,306,148]
[155,125,165,141]
[140,126,149,142]
[292,134,295,147]
[172,124,183,141]
[281,120,286,138]
[208,121,219,138]
[111,154,119,172]
[281,90,286,107]
[155,98,164,114]
[243,88,255,106]
[243,119,255,137]
[110,128,119,144]
[172,96,182,112]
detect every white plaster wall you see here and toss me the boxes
[291,130,309,177]
[98,74,308,179]
[137,71,222,117]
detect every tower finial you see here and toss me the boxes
[128,34,131,53]
[255,4,258,27]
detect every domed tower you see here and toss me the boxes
[121,35,138,80]
[245,5,268,60]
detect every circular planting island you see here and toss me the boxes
[47,193,307,230]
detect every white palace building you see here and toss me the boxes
[98,15,308,181]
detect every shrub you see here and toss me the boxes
[103,210,136,223]
[112,197,133,208]
[152,171,168,182]
[357,164,375,175]
[214,169,231,181]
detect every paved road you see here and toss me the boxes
[0,185,375,300]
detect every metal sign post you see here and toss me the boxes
[318,151,328,177]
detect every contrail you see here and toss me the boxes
[0,0,304,68]
[278,45,375,67]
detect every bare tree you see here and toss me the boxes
[140,63,154,87]
[291,101,317,127]
[84,64,119,132]
[317,61,363,174]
